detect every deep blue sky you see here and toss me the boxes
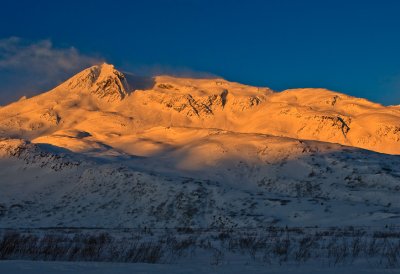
[1,0,400,105]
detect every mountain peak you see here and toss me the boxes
[58,63,130,102]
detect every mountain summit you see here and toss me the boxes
[58,63,130,101]
[0,63,400,229]
[0,63,399,154]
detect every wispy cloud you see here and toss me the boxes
[123,63,220,79]
[0,37,103,105]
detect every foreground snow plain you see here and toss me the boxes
[1,64,400,270]
[1,260,399,274]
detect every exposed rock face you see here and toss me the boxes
[60,63,130,101]
[159,90,229,117]
[1,64,400,230]
[0,64,399,154]
[89,64,130,101]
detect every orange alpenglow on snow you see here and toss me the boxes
[0,63,399,159]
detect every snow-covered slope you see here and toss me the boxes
[0,133,399,228]
[0,63,399,228]
[0,63,399,154]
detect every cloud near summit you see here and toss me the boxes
[0,37,103,104]
[0,37,102,72]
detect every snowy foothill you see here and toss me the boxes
[0,64,399,270]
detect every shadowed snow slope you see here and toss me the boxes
[0,63,399,228]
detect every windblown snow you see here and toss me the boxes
[0,63,400,229]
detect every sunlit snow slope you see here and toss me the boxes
[0,63,399,228]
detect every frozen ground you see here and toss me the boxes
[0,260,399,274]
[1,62,400,229]
[1,227,399,269]
[1,64,400,271]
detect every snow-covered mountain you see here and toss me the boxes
[0,63,399,228]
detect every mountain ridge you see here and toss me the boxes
[0,63,399,154]
[0,63,400,229]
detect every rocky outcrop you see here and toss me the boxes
[0,63,399,154]
[59,63,130,102]
[159,90,229,117]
